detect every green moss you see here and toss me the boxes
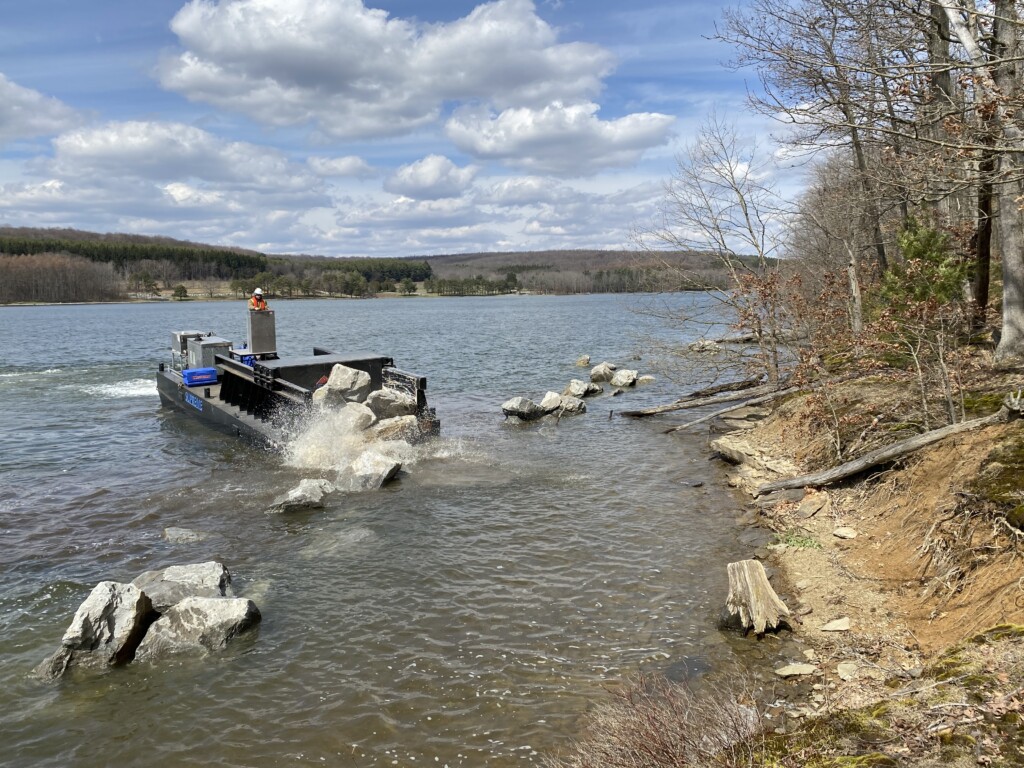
[775,533,822,549]
[967,434,1024,529]
[970,624,1024,644]
[962,391,1006,417]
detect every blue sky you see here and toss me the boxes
[0,0,760,257]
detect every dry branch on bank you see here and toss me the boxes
[755,402,1019,497]
[663,386,800,433]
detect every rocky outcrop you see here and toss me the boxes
[501,396,547,421]
[132,562,234,613]
[134,597,261,660]
[268,478,337,513]
[34,582,156,680]
[350,450,402,490]
[590,362,617,382]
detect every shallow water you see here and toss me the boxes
[1,294,762,766]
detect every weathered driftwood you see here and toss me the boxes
[755,405,1014,497]
[620,382,780,418]
[726,559,791,635]
[686,377,764,399]
[664,386,800,434]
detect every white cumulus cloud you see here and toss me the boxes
[158,0,614,140]
[0,73,80,146]
[383,155,477,200]
[446,102,674,175]
[308,155,377,178]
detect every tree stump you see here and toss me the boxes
[726,559,791,635]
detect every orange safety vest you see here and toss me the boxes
[248,295,268,310]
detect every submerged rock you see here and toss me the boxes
[35,582,156,680]
[134,597,261,660]
[163,527,209,544]
[575,354,591,367]
[132,562,234,613]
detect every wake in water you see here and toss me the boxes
[77,378,159,398]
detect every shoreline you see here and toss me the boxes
[703,387,1024,763]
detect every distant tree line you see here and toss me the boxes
[0,254,122,303]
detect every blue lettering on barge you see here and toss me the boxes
[184,391,204,411]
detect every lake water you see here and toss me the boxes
[0,294,766,767]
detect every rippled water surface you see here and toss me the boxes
[0,295,755,767]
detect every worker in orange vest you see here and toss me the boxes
[248,287,269,311]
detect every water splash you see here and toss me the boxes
[282,407,371,472]
[78,378,158,398]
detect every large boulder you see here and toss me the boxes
[563,379,603,398]
[134,597,261,660]
[501,396,547,421]
[539,391,563,413]
[34,582,156,680]
[610,369,639,387]
[350,450,402,490]
[268,478,337,513]
[339,401,377,431]
[365,388,417,420]
[132,562,234,613]
[313,364,373,406]
[590,362,617,383]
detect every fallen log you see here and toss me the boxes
[686,377,764,399]
[664,386,800,434]
[620,382,780,418]
[726,559,791,635]
[754,406,1013,497]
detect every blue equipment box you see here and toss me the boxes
[182,367,218,386]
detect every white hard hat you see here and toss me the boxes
[253,288,263,295]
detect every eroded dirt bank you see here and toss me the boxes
[711,384,1024,765]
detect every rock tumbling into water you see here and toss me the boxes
[35,561,262,680]
[135,597,261,660]
[350,450,402,490]
[369,415,420,442]
[268,478,337,513]
[366,388,417,420]
[34,582,156,680]
[312,363,373,406]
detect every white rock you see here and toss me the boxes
[590,362,617,382]
[135,597,261,660]
[832,527,858,539]
[637,374,656,385]
[540,391,563,412]
[323,364,373,403]
[365,388,417,420]
[610,369,639,387]
[268,478,337,513]
[774,663,818,678]
[501,396,547,421]
[819,617,851,632]
[368,415,420,443]
[563,379,603,398]
[559,396,586,415]
[837,662,858,681]
[132,561,234,613]
[349,450,402,490]
[338,401,377,431]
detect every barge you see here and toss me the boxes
[156,309,439,448]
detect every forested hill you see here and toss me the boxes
[0,227,741,303]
